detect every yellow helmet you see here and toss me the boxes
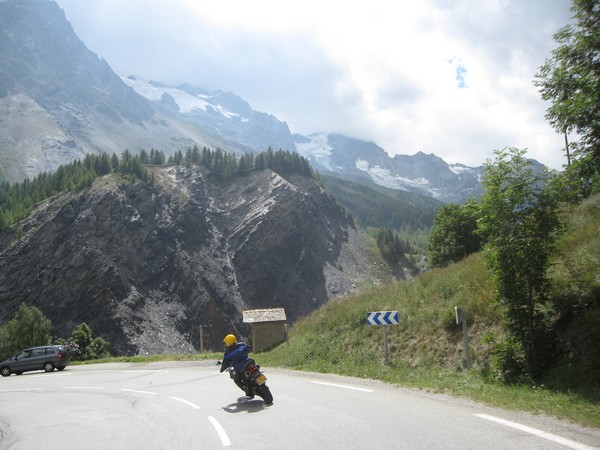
[223,334,237,346]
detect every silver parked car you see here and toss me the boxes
[0,345,71,377]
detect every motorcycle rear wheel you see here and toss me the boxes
[257,384,273,404]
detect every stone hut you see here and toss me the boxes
[242,308,287,352]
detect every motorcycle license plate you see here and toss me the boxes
[256,374,267,385]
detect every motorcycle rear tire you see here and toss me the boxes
[257,384,273,404]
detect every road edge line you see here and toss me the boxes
[474,413,597,450]
[311,380,373,392]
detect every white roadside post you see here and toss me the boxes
[455,307,471,369]
[366,311,399,365]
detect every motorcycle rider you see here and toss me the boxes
[220,334,254,396]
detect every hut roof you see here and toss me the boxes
[242,308,287,323]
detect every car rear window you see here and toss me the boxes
[44,348,56,355]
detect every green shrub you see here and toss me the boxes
[0,304,51,359]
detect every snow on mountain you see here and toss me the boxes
[121,80,485,203]
[120,78,482,204]
[354,159,442,197]
[122,76,294,153]
[122,76,242,119]
[295,133,484,203]
[295,132,334,171]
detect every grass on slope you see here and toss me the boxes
[258,195,600,428]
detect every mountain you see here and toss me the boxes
[0,0,236,184]
[122,76,296,154]
[123,77,486,204]
[0,166,393,354]
[0,0,485,203]
[320,174,443,231]
[0,0,503,206]
[296,133,485,204]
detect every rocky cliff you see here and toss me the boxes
[0,166,391,354]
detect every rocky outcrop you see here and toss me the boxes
[0,166,390,354]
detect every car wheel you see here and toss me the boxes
[15,371,23,375]
[0,367,11,377]
[57,367,65,371]
[43,362,55,372]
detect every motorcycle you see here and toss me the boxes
[221,359,274,404]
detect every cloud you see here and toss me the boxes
[55,0,573,170]
[375,76,425,110]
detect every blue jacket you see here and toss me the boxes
[220,342,252,373]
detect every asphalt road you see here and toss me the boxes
[0,361,598,449]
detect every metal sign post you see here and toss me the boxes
[199,324,212,353]
[382,325,389,364]
[367,311,399,365]
[455,307,471,369]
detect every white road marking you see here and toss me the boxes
[208,416,232,447]
[170,396,201,409]
[474,414,598,450]
[311,380,374,392]
[121,388,157,395]
[124,370,169,373]
[0,388,42,393]
[63,386,104,390]
[11,372,73,379]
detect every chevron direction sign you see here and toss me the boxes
[367,311,399,326]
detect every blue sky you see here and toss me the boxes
[55,0,573,170]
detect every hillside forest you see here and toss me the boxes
[0,146,316,230]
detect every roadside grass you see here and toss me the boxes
[255,244,600,428]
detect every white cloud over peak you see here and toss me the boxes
[56,0,573,170]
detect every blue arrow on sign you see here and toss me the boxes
[367,311,399,326]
